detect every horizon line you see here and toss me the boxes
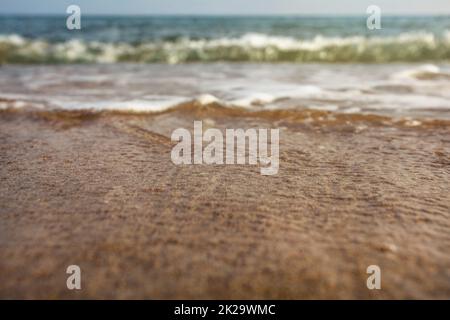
[0,12,449,17]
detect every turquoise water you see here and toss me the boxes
[1,15,449,42]
[0,15,450,63]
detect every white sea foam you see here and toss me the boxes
[1,31,449,63]
[59,97,190,112]
[0,63,449,119]
[391,64,441,80]
[196,94,221,105]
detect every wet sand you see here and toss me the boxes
[0,105,449,299]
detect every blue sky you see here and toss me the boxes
[1,0,449,15]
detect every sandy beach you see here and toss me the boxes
[1,104,449,299]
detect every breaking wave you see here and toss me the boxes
[1,32,450,64]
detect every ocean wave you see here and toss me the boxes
[1,32,450,64]
[2,98,450,130]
